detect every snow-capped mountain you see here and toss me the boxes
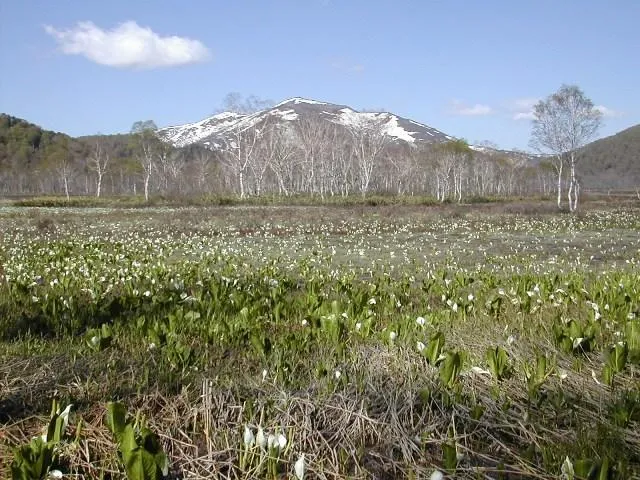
[157,97,454,149]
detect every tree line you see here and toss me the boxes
[0,113,559,201]
[0,85,613,207]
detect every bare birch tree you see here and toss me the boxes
[258,124,297,196]
[223,124,260,198]
[88,139,109,197]
[327,125,355,196]
[130,121,159,202]
[347,117,389,197]
[48,136,74,201]
[293,118,333,196]
[434,140,470,202]
[189,146,217,193]
[530,85,602,211]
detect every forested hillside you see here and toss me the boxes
[0,114,85,194]
[578,124,640,190]
[0,114,222,197]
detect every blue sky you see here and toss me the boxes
[1,0,638,150]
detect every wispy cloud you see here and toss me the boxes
[509,98,622,121]
[448,99,493,116]
[44,21,211,69]
[513,111,536,120]
[509,97,538,121]
[594,105,622,118]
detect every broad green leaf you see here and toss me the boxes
[486,346,511,381]
[105,402,128,441]
[442,442,458,473]
[607,343,628,373]
[425,331,445,366]
[439,351,462,388]
[573,459,594,478]
[120,424,139,456]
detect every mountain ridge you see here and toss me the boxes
[2,105,639,191]
[157,96,456,150]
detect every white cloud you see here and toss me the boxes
[448,99,493,116]
[44,21,211,69]
[594,105,622,117]
[509,97,538,121]
[509,99,622,121]
[513,111,536,120]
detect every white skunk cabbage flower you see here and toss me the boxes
[277,433,287,450]
[58,404,73,431]
[469,366,491,375]
[243,426,255,447]
[267,432,287,451]
[256,426,266,449]
[294,453,305,480]
[561,456,574,479]
[430,470,444,480]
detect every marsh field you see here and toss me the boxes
[1,199,639,479]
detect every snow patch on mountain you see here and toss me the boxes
[270,108,298,121]
[275,97,328,107]
[160,112,244,147]
[382,116,417,143]
[334,108,380,126]
[469,145,489,152]
[329,108,417,143]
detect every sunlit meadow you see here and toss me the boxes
[1,203,639,479]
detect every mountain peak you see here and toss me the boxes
[158,96,455,148]
[274,97,329,107]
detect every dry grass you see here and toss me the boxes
[2,337,639,479]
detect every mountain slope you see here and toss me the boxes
[157,97,453,148]
[0,114,84,170]
[577,124,640,189]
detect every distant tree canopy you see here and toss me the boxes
[0,114,139,195]
[439,138,471,155]
[0,114,80,168]
[130,120,158,134]
[215,92,274,115]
